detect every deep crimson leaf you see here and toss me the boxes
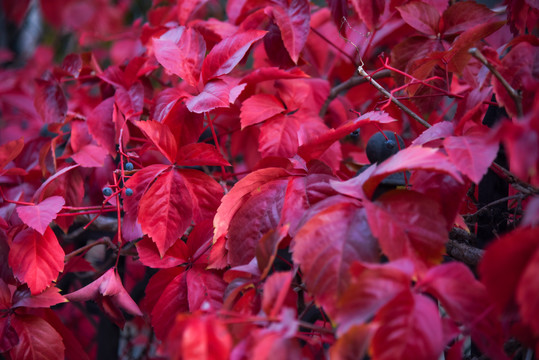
[61,53,82,78]
[16,196,65,235]
[176,143,230,167]
[0,138,24,170]
[142,267,185,315]
[39,309,90,360]
[115,81,144,120]
[65,268,142,328]
[444,134,499,184]
[256,226,289,279]
[151,271,189,339]
[258,114,300,158]
[371,291,445,360]
[0,315,19,353]
[8,227,64,295]
[418,262,508,359]
[157,95,204,148]
[352,0,387,31]
[70,144,108,167]
[11,286,66,309]
[239,66,309,85]
[137,120,178,163]
[481,227,539,311]
[269,0,310,63]
[326,0,349,30]
[240,93,286,129]
[34,79,67,124]
[516,242,539,335]
[9,314,65,360]
[441,1,496,35]
[186,265,226,312]
[177,0,209,25]
[0,279,11,310]
[138,168,192,257]
[261,271,294,317]
[364,190,448,272]
[153,27,206,87]
[335,259,414,335]
[397,1,439,35]
[33,164,80,202]
[329,324,375,360]
[86,97,116,156]
[136,235,188,268]
[201,29,267,83]
[292,202,380,315]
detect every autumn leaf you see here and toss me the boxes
[16,196,65,235]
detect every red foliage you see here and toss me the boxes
[0,0,538,359]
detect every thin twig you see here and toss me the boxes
[468,47,523,117]
[464,193,528,222]
[64,237,115,263]
[446,229,484,266]
[357,66,432,129]
[319,69,391,117]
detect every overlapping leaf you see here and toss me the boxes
[16,196,65,235]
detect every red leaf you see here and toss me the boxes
[115,81,144,120]
[411,121,454,146]
[138,168,192,257]
[186,79,240,113]
[292,201,380,315]
[352,0,387,31]
[186,265,226,312]
[0,315,19,353]
[240,93,286,129]
[34,79,67,124]
[87,97,117,156]
[418,262,507,359]
[371,291,445,360]
[163,314,232,360]
[0,138,24,170]
[158,96,204,148]
[441,1,496,35]
[261,271,295,317]
[176,143,230,167]
[480,227,539,338]
[364,190,448,272]
[151,271,189,339]
[329,324,375,360]
[444,134,499,184]
[270,0,310,63]
[258,114,300,158]
[137,120,178,163]
[70,144,108,167]
[9,227,64,295]
[180,169,224,223]
[11,286,66,309]
[153,27,206,87]
[335,259,414,335]
[65,268,142,328]
[16,196,65,235]
[136,235,188,269]
[9,314,64,360]
[397,1,439,35]
[201,29,267,83]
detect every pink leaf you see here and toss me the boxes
[16,196,65,235]
[397,1,439,35]
[153,27,206,87]
[34,79,67,124]
[137,120,178,163]
[87,97,116,156]
[186,79,234,113]
[444,134,499,184]
[70,144,108,167]
[351,0,386,31]
[240,94,286,129]
[371,291,445,360]
[201,30,267,83]
[270,0,310,63]
[9,228,64,295]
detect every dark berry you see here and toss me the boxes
[350,130,360,137]
[124,162,134,171]
[125,188,134,196]
[366,131,405,164]
[102,187,113,196]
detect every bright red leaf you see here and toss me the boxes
[201,29,267,83]
[176,143,230,167]
[137,120,178,163]
[136,235,188,268]
[258,114,300,158]
[270,0,310,63]
[8,227,64,295]
[16,196,65,235]
[240,93,286,129]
